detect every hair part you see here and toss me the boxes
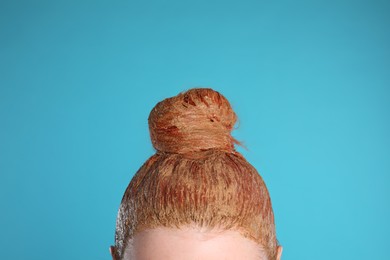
[113,88,278,259]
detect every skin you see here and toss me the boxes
[111,226,283,260]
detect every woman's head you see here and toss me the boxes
[111,88,281,259]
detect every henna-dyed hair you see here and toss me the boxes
[113,88,278,259]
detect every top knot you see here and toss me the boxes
[148,88,240,154]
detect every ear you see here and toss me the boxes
[110,246,118,260]
[276,246,283,260]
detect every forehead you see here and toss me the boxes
[123,227,268,260]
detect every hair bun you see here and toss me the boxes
[148,88,239,154]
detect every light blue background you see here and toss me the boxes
[1,0,389,259]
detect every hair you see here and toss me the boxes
[113,88,278,259]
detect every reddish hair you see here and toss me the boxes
[113,88,278,259]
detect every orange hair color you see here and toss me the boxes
[113,88,278,259]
